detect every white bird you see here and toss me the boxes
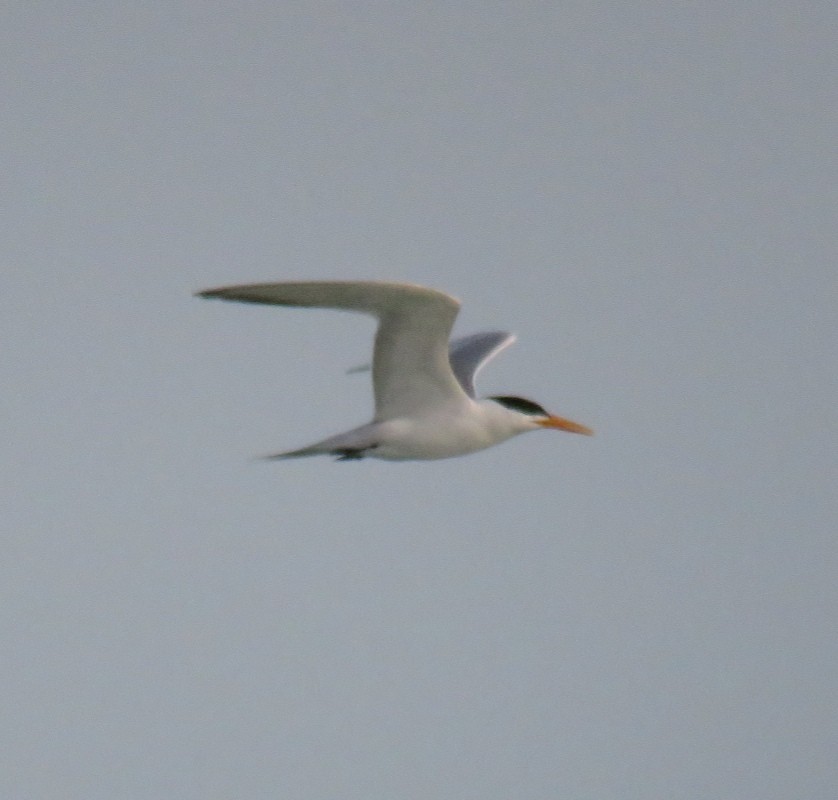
[196,281,593,461]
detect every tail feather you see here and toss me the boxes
[261,444,325,460]
[259,424,380,461]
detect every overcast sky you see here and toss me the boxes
[3,3,836,798]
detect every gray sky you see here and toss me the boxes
[3,3,836,798]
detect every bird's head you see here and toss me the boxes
[489,396,594,436]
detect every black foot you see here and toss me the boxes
[333,444,378,461]
[333,448,366,461]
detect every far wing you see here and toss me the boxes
[196,281,470,420]
[448,331,516,398]
[347,330,516,397]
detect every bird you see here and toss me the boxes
[196,280,592,461]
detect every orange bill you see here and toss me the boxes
[537,415,594,436]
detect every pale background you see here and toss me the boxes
[3,3,836,798]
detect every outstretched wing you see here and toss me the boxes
[196,281,470,419]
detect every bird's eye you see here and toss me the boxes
[489,396,548,416]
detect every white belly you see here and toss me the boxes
[370,410,521,461]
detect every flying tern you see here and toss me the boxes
[196,281,592,461]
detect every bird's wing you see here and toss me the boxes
[196,281,469,419]
[346,330,515,397]
[448,331,516,398]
